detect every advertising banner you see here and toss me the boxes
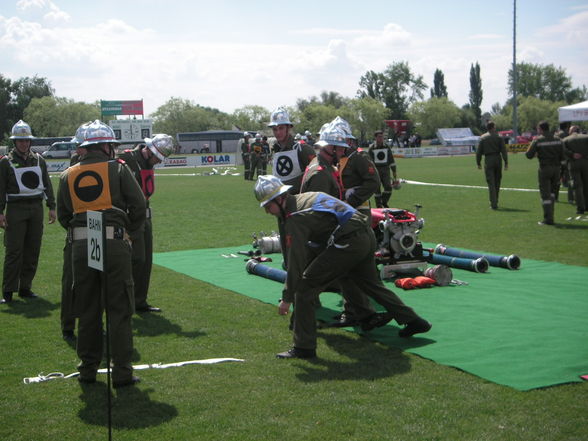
[101,100,144,116]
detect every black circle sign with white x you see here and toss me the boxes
[275,156,294,177]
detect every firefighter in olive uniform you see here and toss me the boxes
[118,134,174,312]
[301,122,388,331]
[255,175,431,359]
[368,130,397,208]
[269,107,316,194]
[0,120,56,305]
[563,126,588,215]
[476,121,509,210]
[241,132,252,180]
[249,133,264,180]
[300,128,342,199]
[57,120,146,387]
[261,135,271,175]
[525,121,564,225]
[60,122,90,340]
[326,117,384,329]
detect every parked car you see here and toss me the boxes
[498,130,534,144]
[42,141,77,159]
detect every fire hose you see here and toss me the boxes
[434,244,521,270]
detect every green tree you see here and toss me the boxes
[469,62,483,129]
[508,62,587,104]
[230,105,270,132]
[296,91,348,112]
[459,104,480,134]
[0,74,54,142]
[407,97,461,139]
[291,103,342,137]
[24,96,100,137]
[151,97,231,135]
[357,61,427,119]
[430,69,448,98]
[0,74,13,141]
[348,97,388,145]
[517,96,565,133]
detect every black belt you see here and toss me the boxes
[7,197,43,204]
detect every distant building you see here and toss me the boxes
[176,130,247,154]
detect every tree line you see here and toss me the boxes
[1,61,586,144]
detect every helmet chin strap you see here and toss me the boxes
[322,147,338,165]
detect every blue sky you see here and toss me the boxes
[1,0,587,117]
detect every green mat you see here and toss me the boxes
[153,245,588,391]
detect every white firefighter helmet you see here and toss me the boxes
[243,131,251,138]
[304,130,312,137]
[71,121,92,145]
[331,116,355,140]
[80,120,121,147]
[315,123,349,148]
[294,133,301,140]
[255,132,262,140]
[145,133,174,160]
[254,175,292,207]
[268,107,292,127]
[10,120,35,139]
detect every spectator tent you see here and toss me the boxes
[436,128,480,146]
[558,100,588,122]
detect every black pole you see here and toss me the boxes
[101,226,112,441]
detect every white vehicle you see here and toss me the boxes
[41,142,77,159]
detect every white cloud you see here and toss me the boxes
[543,10,588,44]
[16,0,48,11]
[16,0,70,23]
[467,34,504,40]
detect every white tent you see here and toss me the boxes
[558,100,588,122]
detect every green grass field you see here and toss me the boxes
[1,153,586,441]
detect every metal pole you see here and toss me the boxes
[512,0,518,138]
[102,227,112,441]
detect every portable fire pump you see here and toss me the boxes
[371,204,428,279]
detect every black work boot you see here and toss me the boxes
[398,317,432,338]
[276,347,317,359]
[18,289,38,299]
[1,292,13,304]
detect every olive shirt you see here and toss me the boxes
[0,149,55,212]
[476,132,508,167]
[368,142,396,172]
[563,132,588,160]
[272,134,316,194]
[57,151,145,233]
[338,149,380,209]
[279,192,368,303]
[118,146,152,205]
[300,155,341,198]
[525,134,564,167]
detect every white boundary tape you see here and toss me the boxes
[404,179,538,192]
[23,357,244,384]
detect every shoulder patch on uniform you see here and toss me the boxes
[116,158,126,165]
[368,166,375,174]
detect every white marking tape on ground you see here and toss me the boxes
[23,358,245,384]
[404,180,538,192]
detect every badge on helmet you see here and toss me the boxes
[145,134,174,160]
[254,175,292,207]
